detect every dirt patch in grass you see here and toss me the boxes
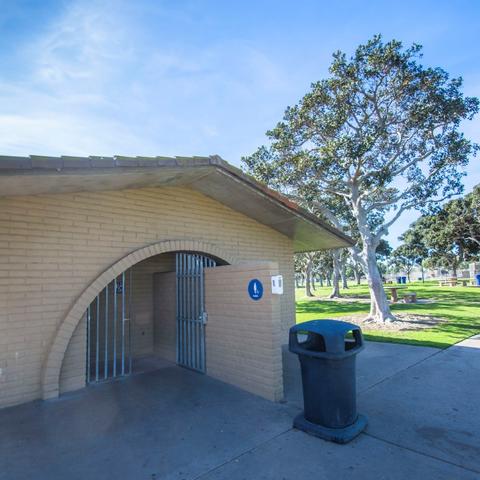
[306,296,371,303]
[338,312,447,331]
[305,295,434,305]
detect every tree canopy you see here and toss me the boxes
[400,186,480,275]
[243,35,478,322]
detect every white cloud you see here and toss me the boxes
[0,0,290,159]
[30,1,131,87]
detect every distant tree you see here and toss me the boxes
[376,239,393,261]
[294,255,306,288]
[409,192,480,275]
[304,252,316,297]
[295,251,327,297]
[288,193,352,298]
[375,239,393,277]
[348,256,364,285]
[446,185,480,251]
[390,246,416,282]
[312,251,335,291]
[340,249,350,289]
[394,225,429,281]
[243,35,478,322]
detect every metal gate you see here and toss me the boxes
[86,270,132,383]
[176,253,216,372]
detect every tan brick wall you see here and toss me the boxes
[153,271,176,362]
[205,263,284,401]
[59,314,87,394]
[0,186,294,408]
[132,254,175,356]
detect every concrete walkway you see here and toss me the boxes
[1,337,479,479]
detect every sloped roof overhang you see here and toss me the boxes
[0,155,353,252]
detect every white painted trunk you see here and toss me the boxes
[305,261,314,297]
[354,268,361,285]
[329,250,341,298]
[341,261,348,289]
[364,241,395,322]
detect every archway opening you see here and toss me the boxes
[46,239,238,400]
[76,251,228,388]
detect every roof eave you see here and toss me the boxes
[0,154,354,251]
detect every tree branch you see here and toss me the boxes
[373,203,412,244]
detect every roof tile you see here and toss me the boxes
[0,156,31,169]
[31,156,63,169]
[89,157,115,168]
[61,156,91,168]
[155,156,177,167]
[114,156,139,167]
[135,157,159,167]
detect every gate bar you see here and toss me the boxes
[175,254,179,364]
[129,269,133,375]
[95,295,100,382]
[193,255,197,370]
[104,284,109,379]
[197,256,200,371]
[180,253,183,366]
[179,253,182,365]
[113,277,117,377]
[86,305,91,383]
[199,257,204,372]
[191,254,195,369]
[187,254,191,369]
[184,253,187,367]
[121,271,126,375]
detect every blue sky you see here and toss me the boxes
[0,0,479,246]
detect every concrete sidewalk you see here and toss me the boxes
[1,337,479,479]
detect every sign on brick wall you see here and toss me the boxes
[248,279,263,301]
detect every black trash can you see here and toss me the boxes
[289,319,367,443]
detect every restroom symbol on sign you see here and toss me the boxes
[248,279,263,301]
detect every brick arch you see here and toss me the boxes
[41,239,238,400]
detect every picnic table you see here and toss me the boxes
[384,285,408,303]
[438,278,469,287]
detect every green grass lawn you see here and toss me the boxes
[295,281,480,349]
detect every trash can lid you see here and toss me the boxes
[290,320,363,356]
[290,319,360,336]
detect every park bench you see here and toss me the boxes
[403,292,417,303]
[439,278,457,287]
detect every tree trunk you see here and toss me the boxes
[329,250,341,298]
[341,261,348,289]
[305,260,314,297]
[311,274,316,291]
[354,267,361,285]
[319,276,324,287]
[363,241,396,322]
[420,263,424,282]
[452,261,458,277]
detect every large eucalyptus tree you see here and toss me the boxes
[243,36,478,322]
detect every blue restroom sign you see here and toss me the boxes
[248,279,263,301]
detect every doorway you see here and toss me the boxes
[86,270,133,384]
[175,253,216,373]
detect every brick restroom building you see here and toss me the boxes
[0,155,351,409]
